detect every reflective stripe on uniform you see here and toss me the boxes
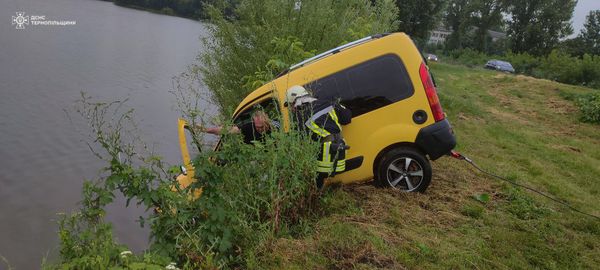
[316,159,345,173]
[308,121,330,137]
[335,159,345,171]
[304,105,342,138]
[322,141,331,164]
[328,111,342,130]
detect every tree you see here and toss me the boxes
[394,0,447,47]
[580,10,600,56]
[468,0,506,53]
[444,0,471,50]
[506,0,576,56]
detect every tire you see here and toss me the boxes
[375,147,432,192]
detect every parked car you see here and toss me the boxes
[177,33,456,194]
[426,53,439,62]
[485,59,515,73]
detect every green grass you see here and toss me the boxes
[254,63,600,269]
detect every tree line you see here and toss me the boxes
[107,0,599,58]
[398,0,600,58]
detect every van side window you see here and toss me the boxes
[306,54,414,117]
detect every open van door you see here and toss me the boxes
[174,118,202,199]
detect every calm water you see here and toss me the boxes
[0,0,210,268]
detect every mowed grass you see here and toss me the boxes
[253,63,600,269]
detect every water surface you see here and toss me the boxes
[0,0,209,267]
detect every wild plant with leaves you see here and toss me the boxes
[50,94,321,268]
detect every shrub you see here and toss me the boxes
[446,49,600,91]
[503,51,541,75]
[537,50,583,85]
[579,54,600,88]
[576,92,600,124]
[200,0,399,115]
[186,121,321,265]
[446,48,491,67]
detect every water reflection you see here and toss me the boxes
[0,0,211,268]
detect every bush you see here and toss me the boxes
[576,92,600,124]
[446,48,491,68]
[185,122,321,265]
[503,51,541,75]
[446,49,600,91]
[579,54,600,88]
[200,0,399,115]
[536,50,582,85]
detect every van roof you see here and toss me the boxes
[277,33,390,77]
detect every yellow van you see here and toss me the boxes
[177,33,456,193]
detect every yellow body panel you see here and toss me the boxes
[175,118,202,199]
[232,33,433,185]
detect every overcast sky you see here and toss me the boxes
[572,0,600,36]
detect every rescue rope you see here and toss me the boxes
[450,151,600,221]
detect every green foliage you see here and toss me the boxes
[506,0,576,56]
[53,94,320,268]
[503,51,540,74]
[537,50,582,84]
[504,187,551,220]
[200,0,399,115]
[443,48,600,92]
[187,125,320,265]
[473,193,491,203]
[395,0,446,47]
[467,0,505,53]
[576,92,600,124]
[533,51,600,89]
[444,0,471,51]
[49,208,171,270]
[446,48,489,67]
[579,10,600,56]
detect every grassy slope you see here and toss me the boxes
[258,63,600,269]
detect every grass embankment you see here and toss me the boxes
[259,63,600,269]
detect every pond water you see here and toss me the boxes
[0,0,210,268]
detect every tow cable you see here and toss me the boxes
[449,150,600,221]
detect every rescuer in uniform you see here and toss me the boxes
[285,85,352,189]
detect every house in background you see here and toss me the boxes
[428,28,452,45]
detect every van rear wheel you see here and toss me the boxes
[375,147,432,192]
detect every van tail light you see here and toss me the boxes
[419,62,445,122]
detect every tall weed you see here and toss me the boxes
[576,92,600,124]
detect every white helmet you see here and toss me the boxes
[285,85,310,106]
